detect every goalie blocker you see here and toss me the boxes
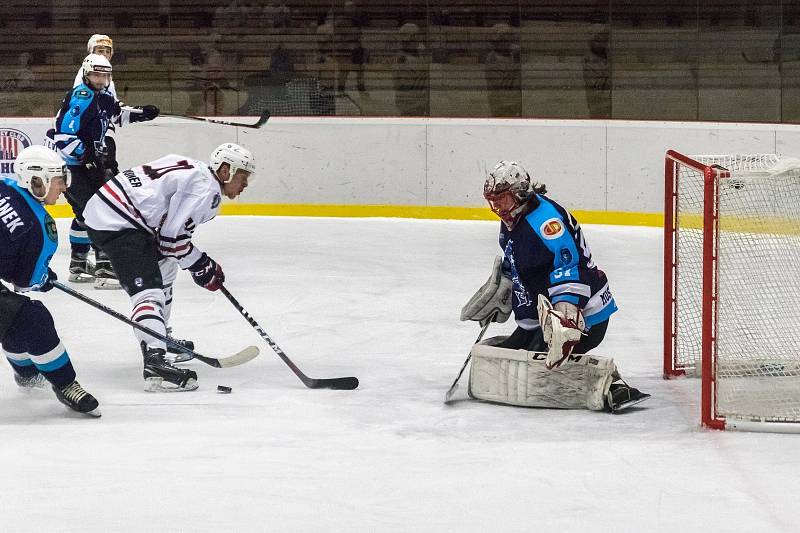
[468,341,650,412]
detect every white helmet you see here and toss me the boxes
[15,146,71,201]
[87,34,113,56]
[484,160,537,230]
[82,53,112,80]
[209,143,255,183]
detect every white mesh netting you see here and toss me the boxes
[673,153,800,423]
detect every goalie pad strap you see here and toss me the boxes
[468,343,616,411]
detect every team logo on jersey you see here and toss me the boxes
[44,214,58,242]
[0,128,32,178]
[75,89,91,99]
[540,218,564,239]
[560,247,572,265]
[211,193,221,209]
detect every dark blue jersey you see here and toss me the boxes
[51,83,121,166]
[499,195,617,330]
[0,179,58,290]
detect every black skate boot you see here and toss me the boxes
[93,250,121,290]
[165,327,195,363]
[14,370,47,389]
[606,380,651,413]
[68,251,94,283]
[52,380,101,417]
[142,343,198,392]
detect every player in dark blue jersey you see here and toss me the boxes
[0,146,100,416]
[462,160,648,410]
[49,53,159,289]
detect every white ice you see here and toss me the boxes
[1,217,798,532]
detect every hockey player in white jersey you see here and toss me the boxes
[82,143,254,391]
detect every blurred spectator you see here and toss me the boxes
[186,34,231,115]
[582,31,611,118]
[0,53,39,116]
[335,0,369,92]
[484,23,521,117]
[392,23,429,116]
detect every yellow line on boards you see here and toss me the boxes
[45,203,664,227]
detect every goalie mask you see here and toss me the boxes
[15,146,71,201]
[209,143,256,183]
[484,160,536,230]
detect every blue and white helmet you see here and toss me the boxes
[209,143,255,183]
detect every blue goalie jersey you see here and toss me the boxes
[499,195,617,330]
[0,179,58,290]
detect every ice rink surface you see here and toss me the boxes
[2,216,798,532]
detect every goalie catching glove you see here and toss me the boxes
[461,256,512,327]
[537,294,586,370]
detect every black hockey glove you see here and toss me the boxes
[188,253,225,292]
[39,268,57,292]
[133,105,160,122]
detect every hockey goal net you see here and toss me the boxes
[664,150,800,431]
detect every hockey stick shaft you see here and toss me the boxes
[160,110,270,128]
[53,281,257,368]
[444,315,495,403]
[220,285,359,390]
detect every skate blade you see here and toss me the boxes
[93,278,121,290]
[68,272,95,283]
[611,393,652,413]
[144,376,199,392]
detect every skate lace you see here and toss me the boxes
[61,381,89,402]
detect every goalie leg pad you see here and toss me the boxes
[468,343,616,411]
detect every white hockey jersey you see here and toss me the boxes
[83,154,223,269]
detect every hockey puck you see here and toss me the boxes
[217,385,232,394]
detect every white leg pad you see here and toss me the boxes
[468,343,617,411]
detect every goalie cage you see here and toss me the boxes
[664,149,800,432]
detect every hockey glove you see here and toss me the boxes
[39,268,57,292]
[461,256,512,327]
[537,295,586,370]
[134,105,160,122]
[189,253,225,291]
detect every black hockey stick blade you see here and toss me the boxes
[305,376,360,390]
[53,281,259,369]
[160,110,270,129]
[220,286,359,390]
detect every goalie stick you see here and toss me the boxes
[444,312,496,404]
[53,281,259,368]
[220,285,359,390]
[160,110,271,129]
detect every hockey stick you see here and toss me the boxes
[53,281,259,368]
[444,314,496,404]
[159,110,270,129]
[220,285,359,390]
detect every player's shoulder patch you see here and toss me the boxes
[211,193,221,209]
[539,218,564,240]
[73,88,92,99]
[44,213,58,243]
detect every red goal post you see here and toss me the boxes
[664,150,800,432]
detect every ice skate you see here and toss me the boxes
[606,381,651,413]
[142,343,198,392]
[52,380,101,417]
[14,371,47,389]
[68,251,94,283]
[93,251,121,290]
[165,328,195,363]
